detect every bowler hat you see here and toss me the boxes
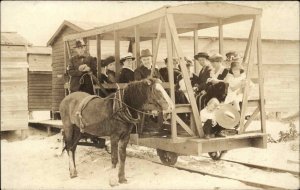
[215,104,240,129]
[101,55,115,67]
[74,39,86,48]
[120,53,135,64]
[140,49,152,58]
[209,53,224,63]
[194,52,209,60]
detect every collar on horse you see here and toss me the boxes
[76,86,140,133]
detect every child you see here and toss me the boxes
[224,61,252,111]
[200,98,221,139]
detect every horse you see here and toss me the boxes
[59,78,174,185]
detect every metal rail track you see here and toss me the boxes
[151,160,297,190]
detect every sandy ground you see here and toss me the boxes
[1,118,299,189]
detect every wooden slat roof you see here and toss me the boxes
[1,32,31,46]
[64,2,262,41]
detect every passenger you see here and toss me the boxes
[98,55,115,84]
[193,52,213,93]
[224,61,253,111]
[159,57,181,84]
[118,53,135,83]
[134,49,162,81]
[207,53,229,84]
[224,51,240,69]
[67,39,97,95]
[200,98,225,139]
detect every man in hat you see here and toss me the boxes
[67,39,97,95]
[134,49,162,81]
[193,52,213,92]
[118,53,135,83]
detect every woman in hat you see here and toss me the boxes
[98,55,116,84]
[207,53,229,84]
[224,61,253,111]
[67,39,97,95]
[193,52,214,92]
[118,53,135,83]
[134,49,162,81]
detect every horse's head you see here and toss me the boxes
[123,78,174,112]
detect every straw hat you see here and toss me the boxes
[215,104,240,129]
[120,52,135,64]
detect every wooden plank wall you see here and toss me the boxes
[51,26,77,112]
[28,54,52,71]
[1,45,28,131]
[28,71,52,111]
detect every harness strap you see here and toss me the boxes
[76,95,100,133]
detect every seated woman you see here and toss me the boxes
[98,55,116,97]
[207,53,229,84]
[118,53,135,83]
[224,61,253,111]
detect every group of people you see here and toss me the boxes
[67,39,251,139]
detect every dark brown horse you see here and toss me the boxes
[59,78,173,185]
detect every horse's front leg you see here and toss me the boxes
[118,133,131,183]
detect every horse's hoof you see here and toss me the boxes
[109,178,119,187]
[70,171,78,178]
[119,177,128,184]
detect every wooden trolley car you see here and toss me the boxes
[62,2,267,164]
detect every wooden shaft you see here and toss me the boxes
[114,31,120,80]
[218,19,224,56]
[238,17,258,134]
[243,17,255,65]
[152,18,163,77]
[96,34,102,80]
[256,15,266,134]
[166,14,204,138]
[134,25,140,68]
[193,29,199,74]
[165,16,177,140]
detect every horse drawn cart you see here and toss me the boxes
[62,2,267,165]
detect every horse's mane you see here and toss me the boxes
[123,79,155,109]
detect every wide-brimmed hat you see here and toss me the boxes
[194,52,209,60]
[120,53,135,64]
[215,104,240,129]
[140,49,152,58]
[226,51,240,61]
[209,53,224,63]
[73,39,86,48]
[101,55,115,67]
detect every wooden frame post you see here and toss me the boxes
[238,17,258,133]
[243,17,255,66]
[166,14,204,138]
[256,15,266,134]
[96,34,102,80]
[193,29,199,74]
[151,18,163,77]
[114,30,120,80]
[134,26,140,68]
[218,19,224,56]
[165,16,177,140]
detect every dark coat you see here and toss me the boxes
[159,67,181,83]
[134,65,162,81]
[67,55,97,95]
[194,65,213,92]
[119,68,134,83]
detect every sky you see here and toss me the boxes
[1,1,299,46]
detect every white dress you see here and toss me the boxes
[224,73,246,104]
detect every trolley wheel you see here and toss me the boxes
[208,150,227,160]
[156,149,178,166]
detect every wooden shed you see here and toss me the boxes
[1,32,29,132]
[27,46,52,111]
[47,20,104,115]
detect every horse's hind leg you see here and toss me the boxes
[64,124,81,178]
[118,133,131,183]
